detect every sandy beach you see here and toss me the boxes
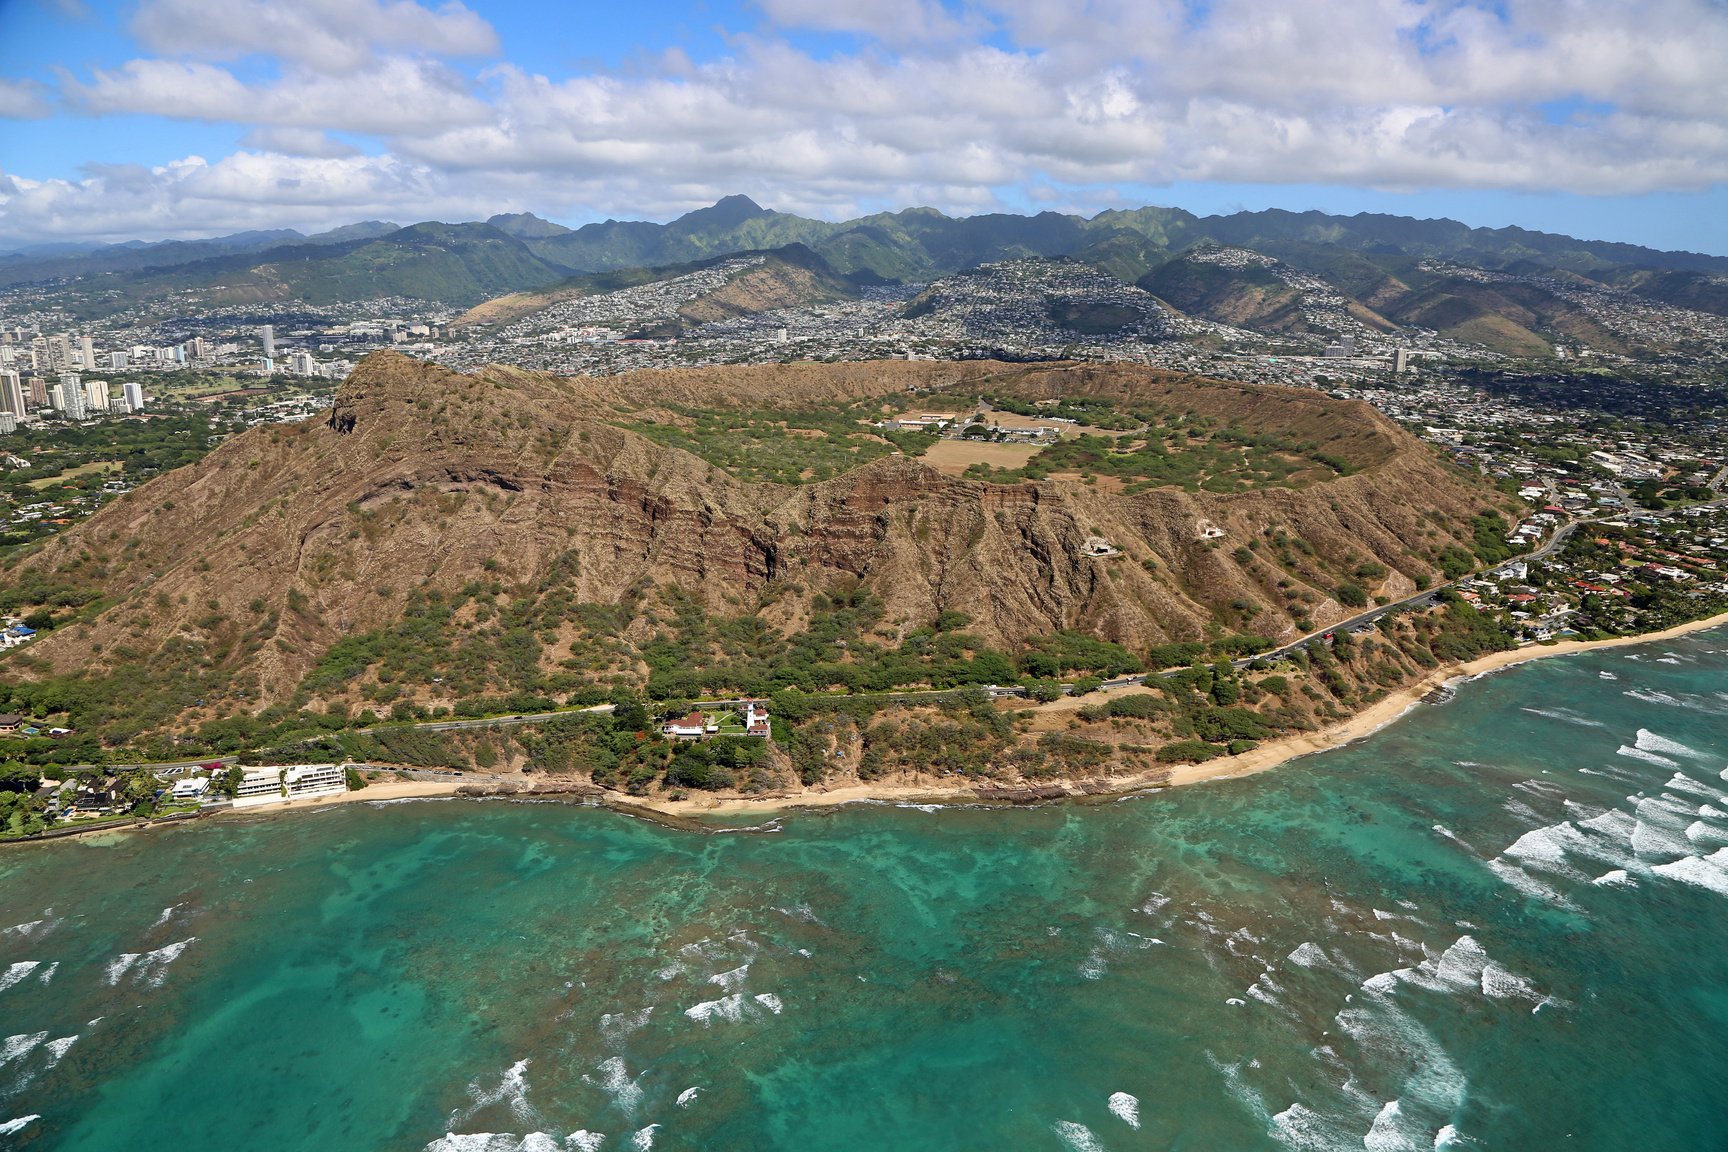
[73,608,1728,836]
[617,609,1728,818]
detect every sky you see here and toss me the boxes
[2,0,1728,254]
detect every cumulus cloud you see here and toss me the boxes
[67,56,492,134]
[239,126,363,157]
[0,79,53,119]
[130,0,499,73]
[8,0,1728,242]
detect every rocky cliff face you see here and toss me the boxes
[12,353,1508,713]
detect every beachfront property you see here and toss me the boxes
[660,701,772,740]
[230,763,348,808]
[661,712,718,739]
[170,777,210,801]
[744,699,770,737]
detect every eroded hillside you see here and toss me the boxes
[1,353,1513,749]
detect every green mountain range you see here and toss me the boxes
[11,195,1728,329]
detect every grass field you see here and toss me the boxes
[920,440,1043,475]
[28,460,120,490]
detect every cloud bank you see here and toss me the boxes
[4,0,1728,243]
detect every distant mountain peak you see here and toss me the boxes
[487,212,574,240]
[669,195,770,234]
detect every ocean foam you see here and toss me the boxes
[752,993,783,1014]
[1270,1102,1355,1151]
[1638,729,1706,759]
[424,1134,566,1152]
[36,962,56,985]
[1502,824,1588,875]
[1663,773,1720,801]
[42,1035,77,1067]
[1287,942,1328,968]
[1652,851,1728,897]
[2,915,57,941]
[0,961,40,993]
[1686,820,1728,845]
[1051,1120,1105,1152]
[1631,797,1698,859]
[588,1056,642,1116]
[676,1086,701,1108]
[1617,745,1680,769]
[1486,858,1572,905]
[707,964,750,993]
[1592,869,1633,886]
[599,1007,653,1048]
[458,1059,538,1127]
[566,1133,605,1152]
[1107,1092,1140,1129]
[1520,707,1606,728]
[0,1117,39,1136]
[1479,962,1538,1001]
[1364,1099,1428,1152]
[684,994,746,1024]
[106,937,196,988]
[628,1124,658,1151]
[0,1032,46,1065]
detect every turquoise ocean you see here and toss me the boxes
[2,630,1727,1151]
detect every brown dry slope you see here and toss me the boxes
[8,352,1509,718]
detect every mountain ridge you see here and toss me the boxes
[9,198,1725,317]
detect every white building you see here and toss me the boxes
[0,369,22,417]
[83,378,110,413]
[171,777,210,800]
[123,381,145,412]
[54,373,87,420]
[230,764,348,808]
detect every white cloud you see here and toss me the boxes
[0,79,52,119]
[9,0,1728,243]
[130,0,498,74]
[239,126,362,157]
[67,57,491,135]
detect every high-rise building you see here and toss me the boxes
[25,376,47,409]
[122,381,145,412]
[288,351,316,375]
[260,325,275,358]
[185,336,208,361]
[0,413,16,435]
[1393,348,1411,374]
[0,369,23,418]
[83,379,110,413]
[46,334,69,370]
[54,374,87,420]
[108,351,129,370]
[79,335,95,369]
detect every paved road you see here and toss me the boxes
[369,703,615,734]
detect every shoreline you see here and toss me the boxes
[17,611,1728,839]
[615,609,1728,819]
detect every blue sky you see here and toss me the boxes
[2,0,1727,254]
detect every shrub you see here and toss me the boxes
[1156,740,1223,763]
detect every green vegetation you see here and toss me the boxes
[963,413,1347,493]
[618,397,934,485]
